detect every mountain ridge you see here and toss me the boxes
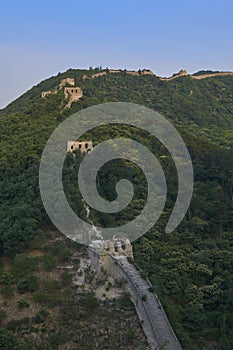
[0,68,233,349]
[1,67,233,148]
[2,67,233,113]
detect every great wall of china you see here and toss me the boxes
[41,77,83,109]
[41,70,233,109]
[39,69,233,346]
[88,238,183,350]
[83,68,233,81]
[159,69,233,81]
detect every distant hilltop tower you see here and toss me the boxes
[178,69,188,76]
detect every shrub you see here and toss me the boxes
[1,285,14,299]
[6,317,30,332]
[115,278,126,288]
[17,278,28,294]
[105,281,112,291]
[84,292,98,310]
[39,309,49,318]
[127,257,134,264]
[119,292,133,307]
[0,309,7,324]
[141,294,147,302]
[140,271,148,280]
[61,271,73,286]
[126,329,135,344]
[44,256,56,271]
[17,275,39,294]
[26,275,39,292]
[13,253,38,277]
[34,313,44,324]
[0,272,14,285]
[48,333,67,347]
[0,328,19,349]
[33,291,48,305]
[17,299,29,309]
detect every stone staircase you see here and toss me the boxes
[114,256,183,350]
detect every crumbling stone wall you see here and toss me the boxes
[41,77,80,100]
[67,140,93,153]
[59,78,75,88]
[41,91,52,98]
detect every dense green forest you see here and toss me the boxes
[0,68,233,349]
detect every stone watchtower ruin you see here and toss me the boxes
[64,87,83,100]
[41,77,83,108]
[67,141,93,153]
[88,238,133,274]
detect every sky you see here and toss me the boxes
[0,0,233,108]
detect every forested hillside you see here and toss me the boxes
[0,68,233,349]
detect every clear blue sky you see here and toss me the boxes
[0,0,233,108]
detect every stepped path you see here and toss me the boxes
[113,256,183,350]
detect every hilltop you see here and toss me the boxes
[1,67,233,147]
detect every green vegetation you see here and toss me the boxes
[192,70,221,76]
[0,68,233,349]
[17,275,39,294]
[0,234,145,349]
[141,295,147,302]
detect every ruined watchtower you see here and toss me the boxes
[41,77,83,109]
[88,238,133,274]
[64,87,83,100]
[67,141,93,153]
